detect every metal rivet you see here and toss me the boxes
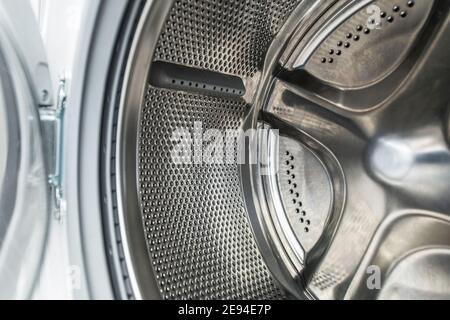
[346,33,353,39]
[353,35,360,41]
[337,41,343,47]
[393,5,400,12]
[387,16,394,23]
[400,10,407,18]
[407,1,415,8]
[356,25,363,31]
[344,42,350,48]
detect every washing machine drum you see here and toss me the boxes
[112,0,450,300]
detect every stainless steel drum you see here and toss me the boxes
[112,0,450,300]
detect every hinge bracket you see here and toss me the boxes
[39,78,67,220]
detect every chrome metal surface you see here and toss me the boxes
[115,0,172,300]
[277,136,332,253]
[346,211,450,299]
[116,0,305,300]
[293,0,373,69]
[378,247,450,300]
[242,0,450,300]
[139,88,284,300]
[264,130,306,266]
[114,0,450,300]
[304,0,434,88]
[154,0,302,78]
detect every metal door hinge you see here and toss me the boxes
[39,77,67,220]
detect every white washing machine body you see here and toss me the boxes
[0,0,135,300]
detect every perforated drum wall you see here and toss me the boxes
[139,88,285,299]
[137,0,302,299]
[154,0,301,77]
